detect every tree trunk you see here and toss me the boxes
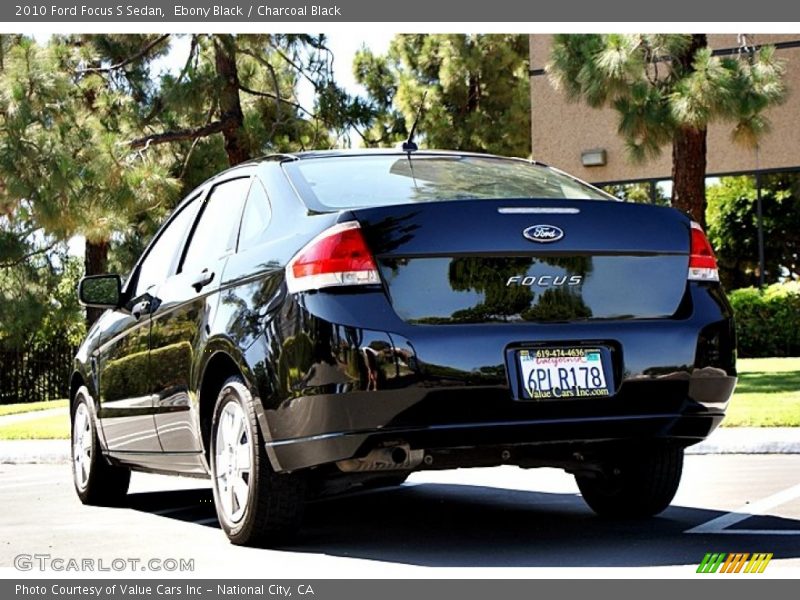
[84,239,109,327]
[670,34,709,228]
[213,34,251,166]
[671,125,708,227]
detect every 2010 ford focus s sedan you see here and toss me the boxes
[71,150,736,546]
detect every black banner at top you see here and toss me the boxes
[4,0,800,23]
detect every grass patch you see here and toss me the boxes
[0,399,68,417]
[0,413,70,440]
[724,357,800,427]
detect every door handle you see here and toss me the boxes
[191,269,215,292]
[131,299,151,320]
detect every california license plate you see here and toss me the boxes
[517,347,610,400]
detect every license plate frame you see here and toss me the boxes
[512,346,613,401]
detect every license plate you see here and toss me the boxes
[517,347,610,400]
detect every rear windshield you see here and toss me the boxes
[284,155,612,209]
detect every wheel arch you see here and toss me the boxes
[69,370,108,450]
[196,342,280,472]
[198,351,241,460]
[69,371,85,412]
[197,348,271,450]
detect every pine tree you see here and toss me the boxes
[547,34,786,226]
[0,36,180,324]
[108,33,370,272]
[0,34,368,327]
[128,34,370,168]
[354,34,531,156]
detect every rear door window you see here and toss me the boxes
[133,196,201,296]
[180,177,251,275]
[237,179,272,251]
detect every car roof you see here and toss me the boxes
[288,148,502,159]
[257,148,546,165]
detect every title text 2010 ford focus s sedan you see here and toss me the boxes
[71,150,736,546]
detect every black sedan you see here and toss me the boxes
[72,150,736,546]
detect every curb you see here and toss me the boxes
[686,427,800,455]
[0,428,797,464]
[0,440,71,464]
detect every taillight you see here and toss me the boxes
[688,221,719,282]
[286,221,380,293]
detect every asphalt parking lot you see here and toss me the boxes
[1,455,798,577]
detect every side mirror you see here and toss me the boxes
[78,274,122,309]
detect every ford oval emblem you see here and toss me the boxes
[523,224,564,243]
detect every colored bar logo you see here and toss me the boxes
[697,552,773,573]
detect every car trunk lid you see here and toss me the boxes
[349,199,692,324]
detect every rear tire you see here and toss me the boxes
[575,445,684,518]
[210,376,306,547]
[71,388,130,506]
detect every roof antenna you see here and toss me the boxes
[402,91,427,152]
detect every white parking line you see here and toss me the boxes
[193,516,219,526]
[685,482,800,535]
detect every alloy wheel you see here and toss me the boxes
[214,401,252,524]
[72,403,92,491]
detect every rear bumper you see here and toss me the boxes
[264,372,735,472]
[261,283,736,472]
[268,407,727,473]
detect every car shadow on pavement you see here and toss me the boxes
[125,482,800,567]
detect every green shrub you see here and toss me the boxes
[728,282,800,358]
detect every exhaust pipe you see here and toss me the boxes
[390,447,408,464]
[337,444,423,473]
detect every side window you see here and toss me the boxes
[237,179,272,252]
[134,197,200,296]
[180,177,250,275]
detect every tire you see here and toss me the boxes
[71,388,131,506]
[575,445,684,518]
[210,376,306,547]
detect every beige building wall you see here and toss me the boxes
[529,34,800,183]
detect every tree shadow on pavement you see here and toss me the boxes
[125,481,800,568]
